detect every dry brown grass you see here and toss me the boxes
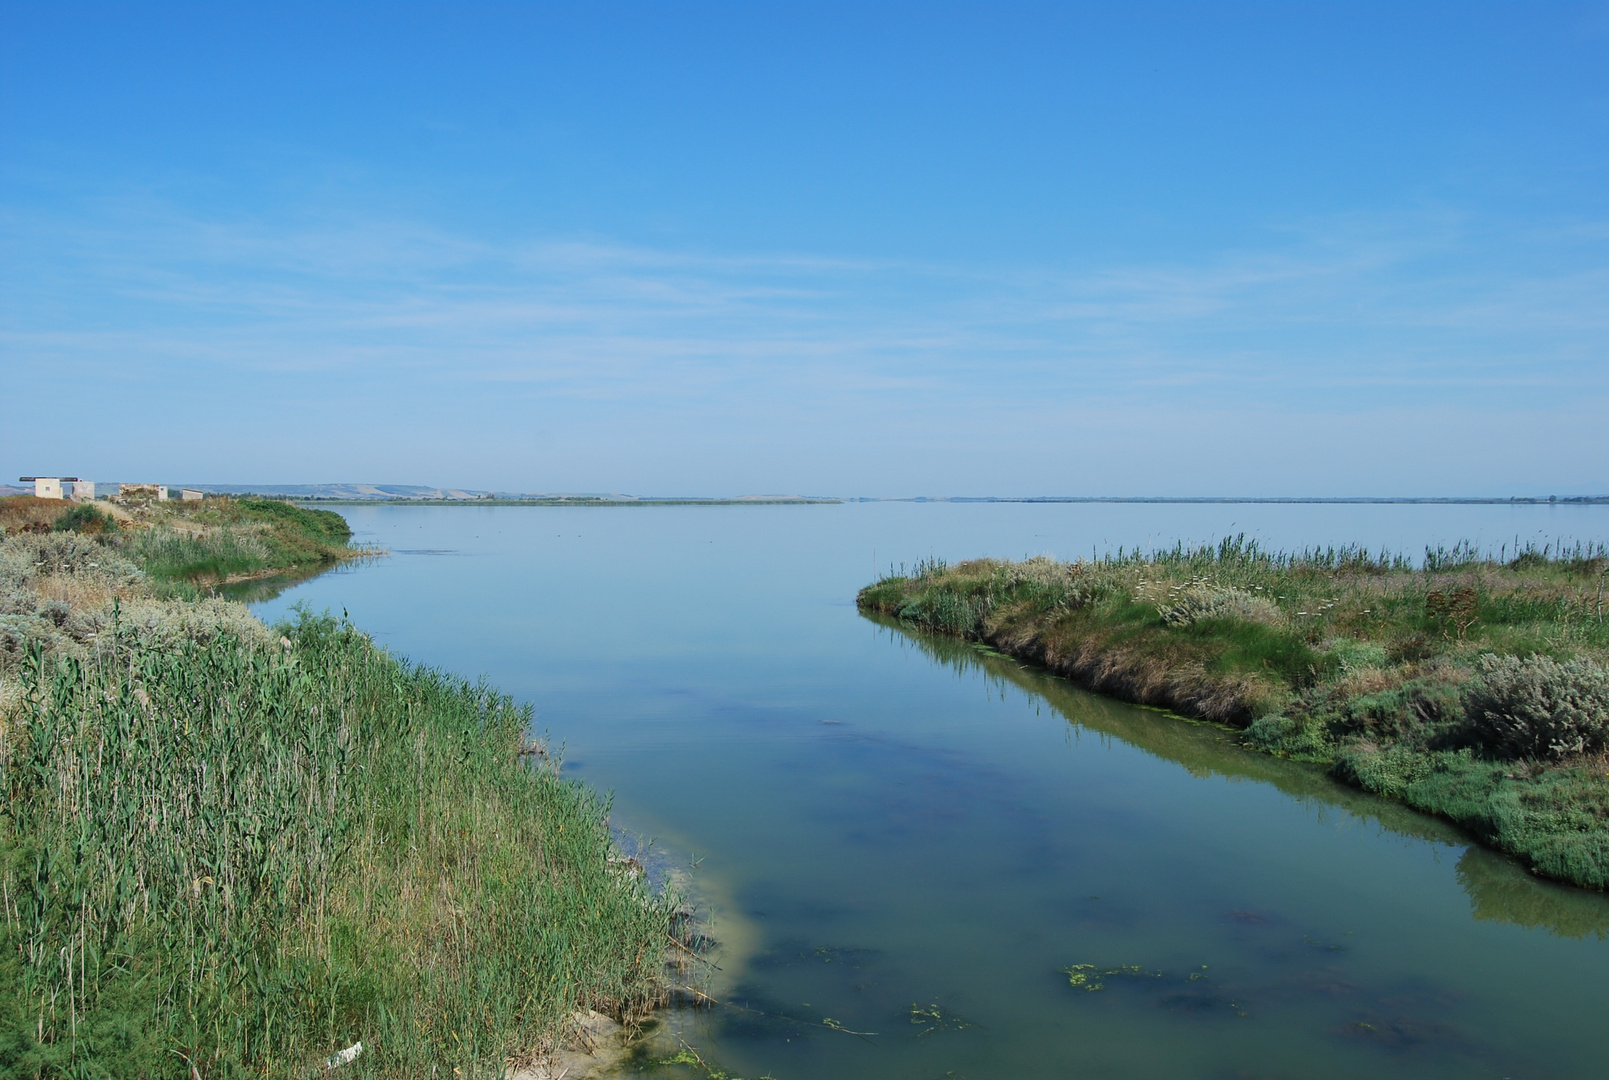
[1331,665,1404,700]
[29,572,130,611]
[0,495,73,533]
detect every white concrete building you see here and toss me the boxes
[181,488,205,501]
[18,476,76,500]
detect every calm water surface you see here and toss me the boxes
[254,502,1609,1080]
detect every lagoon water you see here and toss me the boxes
[253,501,1609,1080]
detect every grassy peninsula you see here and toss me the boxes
[0,493,365,593]
[858,539,1609,889]
[0,497,679,1076]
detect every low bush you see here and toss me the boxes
[49,503,118,536]
[1464,653,1609,761]
[0,535,274,674]
[0,532,143,593]
[1156,584,1280,628]
[1315,672,1466,749]
[1335,746,1609,888]
[1333,744,1439,799]
[233,497,350,538]
[1241,713,1332,760]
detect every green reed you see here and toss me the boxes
[125,527,276,584]
[128,498,366,589]
[1,608,675,1078]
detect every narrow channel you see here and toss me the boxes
[254,501,1609,1080]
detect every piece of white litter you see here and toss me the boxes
[326,1042,363,1069]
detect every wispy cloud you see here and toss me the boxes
[3,199,1607,417]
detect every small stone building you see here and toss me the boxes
[117,483,169,502]
[181,488,205,501]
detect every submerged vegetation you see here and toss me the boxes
[859,538,1609,889]
[0,498,680,1076]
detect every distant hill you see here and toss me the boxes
[185,483,492,501]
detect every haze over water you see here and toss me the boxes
[255,501,1609,1079]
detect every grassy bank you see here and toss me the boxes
[1,494,365,591]
[858,539,1609,888]
[0,522,679,1074]
[130,498,360,587]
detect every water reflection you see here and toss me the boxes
[1457,848,1609,940]
[217,556,378,604]
[867,612,1609,942]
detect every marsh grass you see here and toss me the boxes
[126,526,276,584]
[0,608,677,1077]
[0,508,673,1076]
[859,537,1609,887]
[1,494,370,593]
[127,498,366,590]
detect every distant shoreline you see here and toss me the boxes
[19,486,1599,506]
[282,497,842,507]
[861,495,1609,505]
[262,495,1606,507]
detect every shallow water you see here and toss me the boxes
[253,501,1609,1080]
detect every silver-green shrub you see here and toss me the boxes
[92,596,274,653]
[0,531,143,590]
[999,556,1107,611]
[0,533,270,674]
[1000,556,1082,590]
[1465,653,1609,760]
[1156,584,1281,628]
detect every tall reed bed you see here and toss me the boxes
[1,609,675,1077]
[125,527,276,584]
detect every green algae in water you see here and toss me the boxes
[1060,963,1250,1017]
[909,1002,980,1037]
[653,1042,779,1080]
[1060,963,1164,991]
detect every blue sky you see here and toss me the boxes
[2,2,1606,496]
